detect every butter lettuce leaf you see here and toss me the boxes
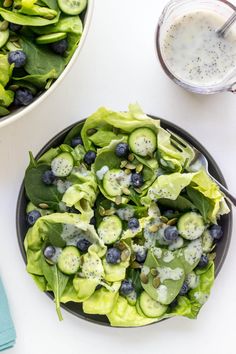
[81,104,160,151]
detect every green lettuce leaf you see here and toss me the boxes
[0,54,14,87]
[81,104,160,151]
[0,83,14,107]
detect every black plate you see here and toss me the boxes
[16,116,232,327]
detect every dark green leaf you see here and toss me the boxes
[44,221,66,247]
[63,121,84,145]
[158,195,195,211]
[186,187,214,221]
[41,255,69,320]
[24,163,63,210]
[20,37,65,77]
[41,0,59,10]
[126,268,143,295]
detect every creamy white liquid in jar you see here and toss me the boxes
[161,11,236,87]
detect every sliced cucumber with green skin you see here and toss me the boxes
[129,128,157,157]
[97,215,122,244]
[136,299,145,316]
[103,169,131,197]
[0,27,9,48]
[178,212,205,240]
[36,32,67,44]
[57,246,80,275]
[139,291,167,318]
[58,0,87,15]
[51,152,74,177]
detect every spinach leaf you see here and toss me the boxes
[20,37,65,76]
[63,121,84,145]
[24,163,63,210]
[44,221,66,247]
[186,186,214,221]
[41,256,69,320]
[126,269,142,295]
[0,8,60,26]
[13,69,58,89]
[157,195,195,211]
[41,0,59,10]
[0,106,9,117]
[94,150,121,171]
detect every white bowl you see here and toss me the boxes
[0,0,94,128]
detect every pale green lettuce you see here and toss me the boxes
[81,104,160,150]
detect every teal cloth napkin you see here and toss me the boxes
[0,279,16,351]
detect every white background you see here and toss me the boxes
[0,1,236,353]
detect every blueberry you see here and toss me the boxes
[76,238,91,252]
[131,173,143,188]
[90,216,96,226]
[115,143,129,157]
[179,282,189,295]
[8,50,27,68]
[106,247,121,264]
[169,298,178,309]
[14,88,34,106]
[50,39,68,55]
[42,170,55,185]
[9,23,22,32]
[27,210,41,225]
[209,225,223,241]
[44,245,56,259]
[163,226,179,243]
[135,249,147,263]
[128,217,139,230]
[120,279,134,296]
[84,150,96,165]
[198,254,209,269]
[71,136,83,148]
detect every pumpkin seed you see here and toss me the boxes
[140,272,149,284]
[115,196,122,205]
[122,187,131,195]
[9,35,18,42]
[160,216,169,223]
[121,249,130,262]
[39,203,49,209]
[148,224,159,233]
[150,268,158,277]
[115,242,127,251]
[131,261,142,269]
[3,0,12,7]
[0,20,8,31]
[124,168,131,175]
[135,164,143,173]
[120,160,128,168]
[104,208,115,216]
[128,153,134,162]
[8,84,19,91]
[98,206,106,216]
[13,41,21,48]
[86,128,97,136]
[125,163,136,170]
[152,276,160,288]
[167,218,178,226]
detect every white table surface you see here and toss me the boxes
[0,1,236,353]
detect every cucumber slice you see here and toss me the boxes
[58,0,87,15]
[178,212,205,240]
[36,32,67,44]
[0,26,9,48]
[129,128,157,157]
[136,299,145,316]
[51,152,74,177]
[103,169,131,197]
[139,291,167,318]
[57,246,80,275]
[97,215,122,244]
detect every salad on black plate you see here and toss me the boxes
[23,104,230,326]
[0,0,87,117]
